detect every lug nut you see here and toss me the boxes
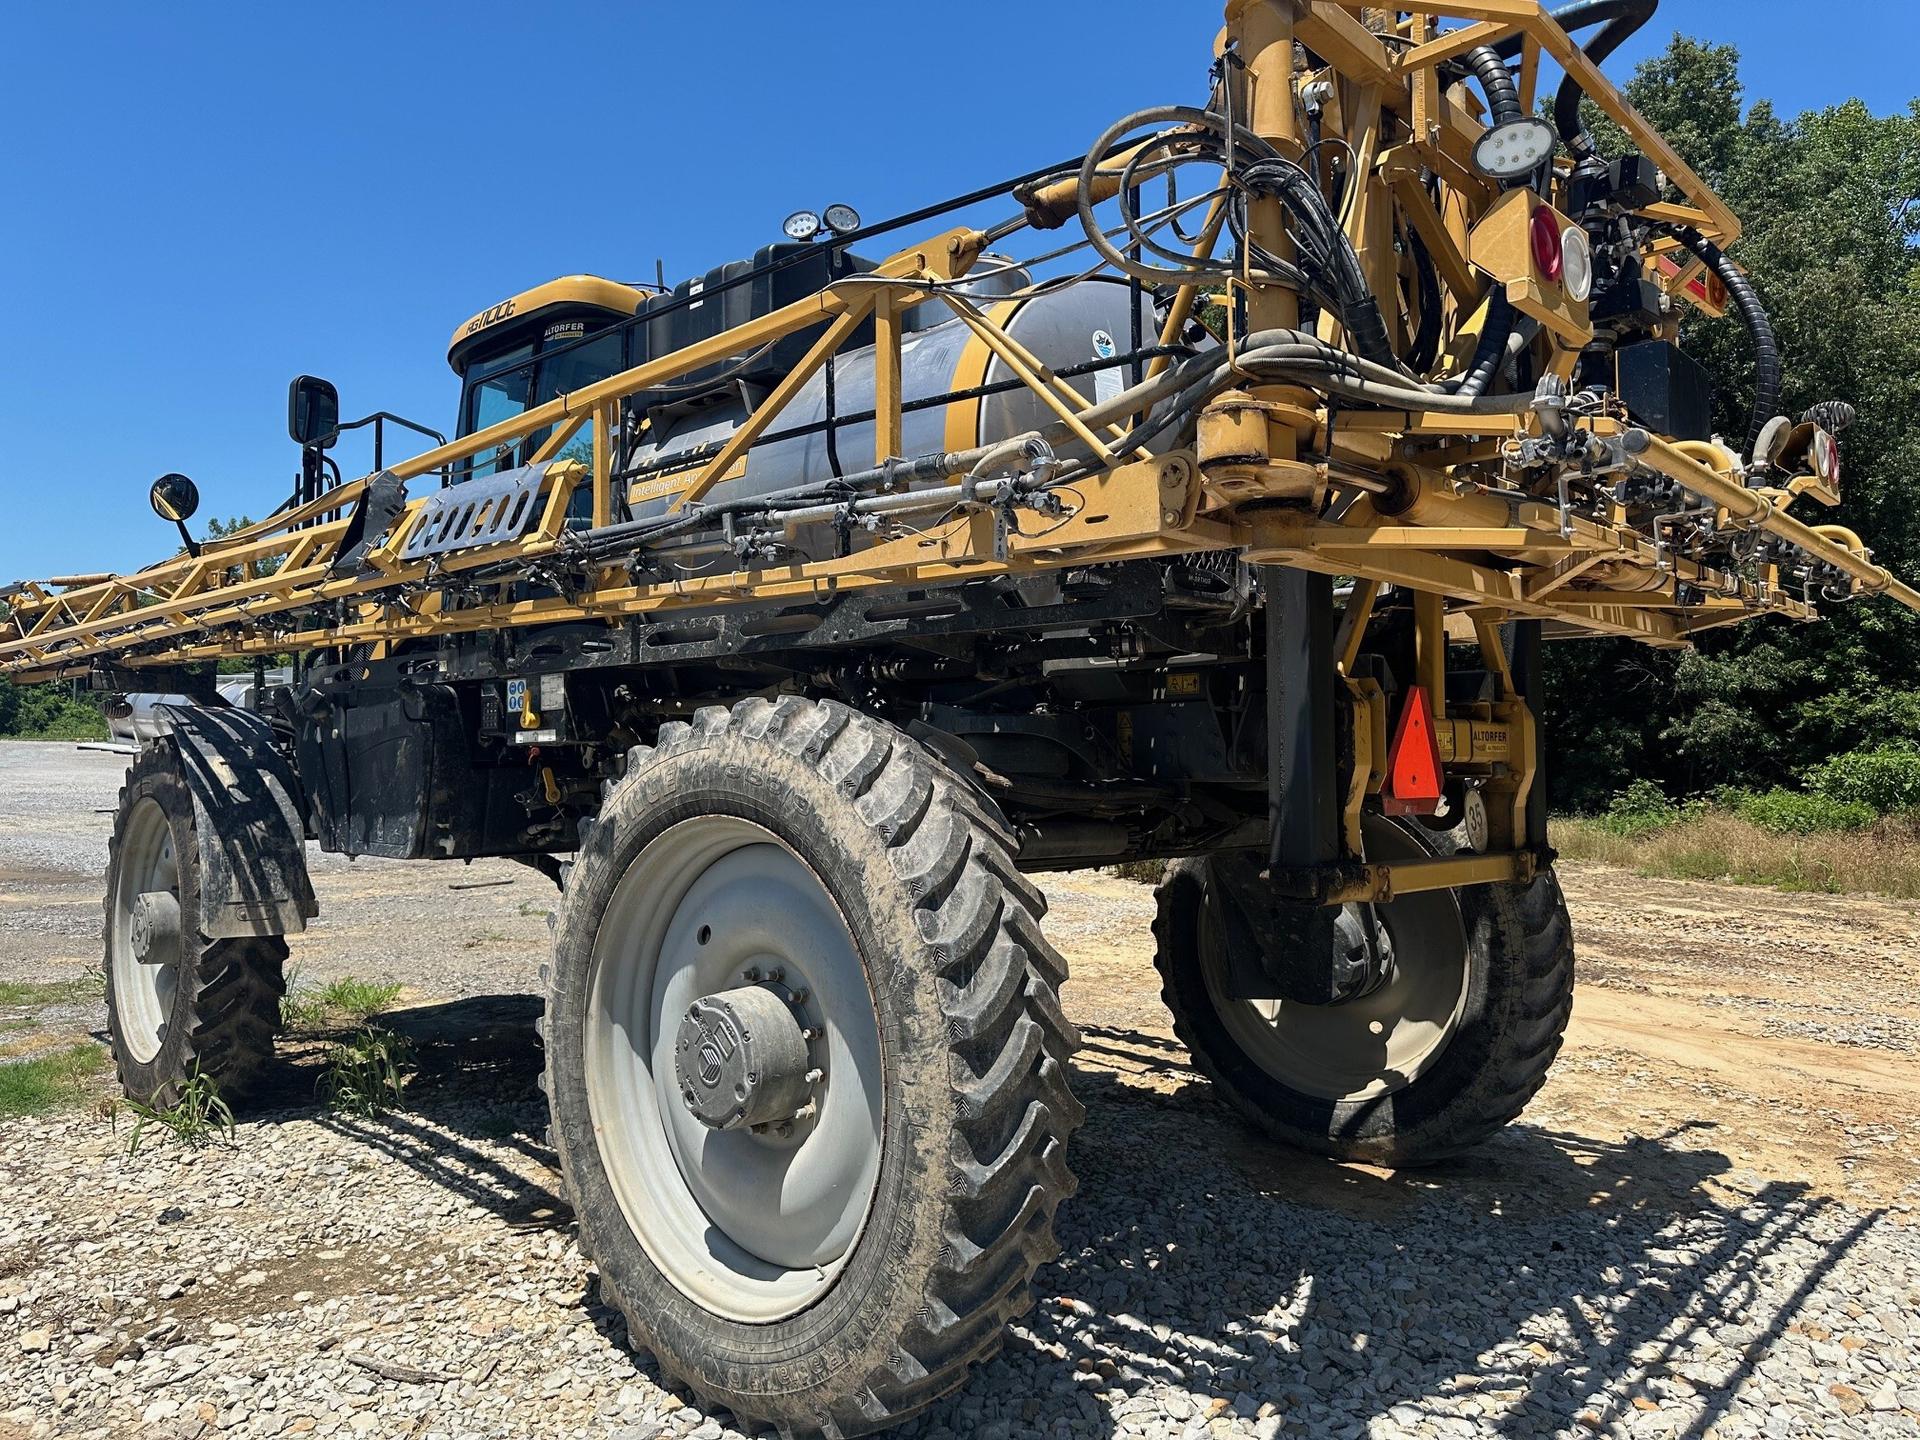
[805,1068,824,1085]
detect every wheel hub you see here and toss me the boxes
[1331,903,1395,1002]
[674,983,816,1133]
[129,891,183,968]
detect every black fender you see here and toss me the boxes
[154,704,318,939]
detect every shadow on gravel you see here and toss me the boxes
[247,999,1874,1440]
[952,1023,1875,1440]
[258,994,572,1233]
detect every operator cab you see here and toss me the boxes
[447,240,876,491]
[446,276,653,481]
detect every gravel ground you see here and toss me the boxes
[1,740,1917,1440]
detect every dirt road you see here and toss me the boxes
[1,740,1915,1440]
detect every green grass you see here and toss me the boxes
[319,1027,415,1118]
[281,975,404,1032]
[0,973,105,1009]
[0,1043,108,1116]
[118,1066,235,1154]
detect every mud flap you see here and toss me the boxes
[154,704,318,939]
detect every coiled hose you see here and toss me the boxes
[1665,224,1781,460]
[1464,45,1524,127]
[1075,105,1406,375]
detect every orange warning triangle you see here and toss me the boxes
[1383,686,1445,816]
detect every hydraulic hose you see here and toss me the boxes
[1405,226,1443,376]
[1445,293,1517,400]
[1554,0,1657,164]
[1464,46,1523,126]
[1665,224,1781,459]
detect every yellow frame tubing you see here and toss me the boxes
[7,4,1919,688]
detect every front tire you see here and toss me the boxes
[543,698,1082,1437]
[104,741,287,1106]
[1153,819,1573,1167]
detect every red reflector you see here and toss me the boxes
[1383,687,1445,817]
[1530,205,1564,284]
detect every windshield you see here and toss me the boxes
[456,323,627,480]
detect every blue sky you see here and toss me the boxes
[1,1,1912,582]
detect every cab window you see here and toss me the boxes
[532,330,624,468]
[460,345,535,479]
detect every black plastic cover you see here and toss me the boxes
[1615,340,1715,442]
[632,244,874,418]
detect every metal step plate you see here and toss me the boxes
[400,462,554,561]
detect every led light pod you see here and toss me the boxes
[1471,117,1558,182]
[782,210,823,242]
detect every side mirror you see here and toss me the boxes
[288,375,340,449]
[150,472,199,524]
[150,473,202,557]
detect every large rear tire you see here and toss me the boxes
[543,697,1082,1438]
[1153,818,1573,1167]
[104,741,287,1106]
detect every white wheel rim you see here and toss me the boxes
[1201,821,1471,1103]
[584,815,884,1323]
[109,797,181,1065]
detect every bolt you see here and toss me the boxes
[802,1027,822,1041]
[792,1101,817,1122]
[1162,509,1180,525]
[766,967,785,983]
[789,988,810,1005]
[804,1068,824,1085]
[775,1121,795,1138]
[743,966,761,982]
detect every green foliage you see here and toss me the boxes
[118,1065,236,1154]
[319,1026,414,1117]
[1735,788,1874,835]
[1593,779,1684,838]
[0,675,108,741]
[0,1043,107,1116]
[281,974,404,1032]
[1808,744,1920,814]
[1544,42,1920,812]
